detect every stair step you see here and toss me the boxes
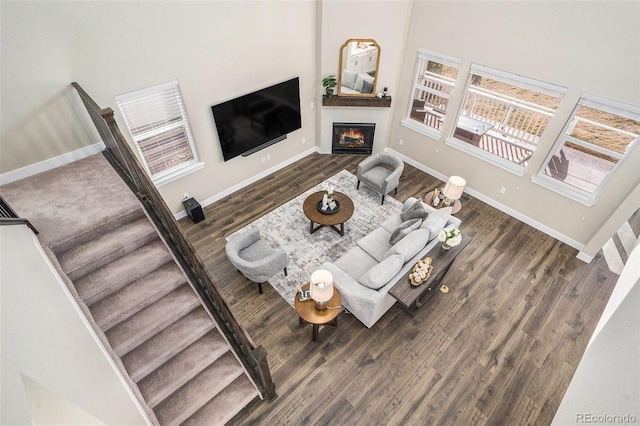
[75,240,172,305]
[122,308,216,382]
[106,285,201,356]
[183,375,259,426]
[154,352,245,426]
[53,208,145,254]
[139,330,231,408]
[59,217,158,281]
[91,262,187,331]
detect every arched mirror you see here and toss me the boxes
[338,39,380,97]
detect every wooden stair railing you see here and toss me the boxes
[70,82,277,401]
[0,196,39,234]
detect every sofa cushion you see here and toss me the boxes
[420,207,452,240]
[342,69,357,90]
[384,228,430,261]
[358,254,404,290]
[357,227,393,262]
[334,245,378,281]
[389,218,421,245]
[381,213,404,234]
[401,198,429,221]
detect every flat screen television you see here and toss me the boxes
[211,77,301,161]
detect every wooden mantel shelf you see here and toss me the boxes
[322,95,391,108]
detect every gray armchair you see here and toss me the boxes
[356,152,404,204]
[225,228,287,294]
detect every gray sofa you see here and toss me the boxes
[321,197,461,328]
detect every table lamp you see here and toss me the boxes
[310,269,334,310]
[442,176,466,207]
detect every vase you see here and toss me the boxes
[441,242,451,250]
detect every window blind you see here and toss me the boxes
[116,80,198,177]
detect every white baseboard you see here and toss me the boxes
[175,146,320,220]
[0,142,106,185]
[387,148,587,260]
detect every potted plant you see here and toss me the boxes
[322,75,337,96]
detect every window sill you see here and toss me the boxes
[152,161,205,187]
[401,118,441,141]
[531,174,596,206]
[445,137,527,177]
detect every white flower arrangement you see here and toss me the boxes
[437,226,462,247]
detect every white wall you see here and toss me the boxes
[319,0,413,154]
[389,1,640,252]
[0,226,149,425]
[1,1,317,214]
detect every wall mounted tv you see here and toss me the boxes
[211,77,302,161]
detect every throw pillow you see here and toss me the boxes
[359,254,404,290]
[389,218,421,245]
[384,228,430,261]
[401,199,429,221]
[420,207,452,240]
[342,69,357,89]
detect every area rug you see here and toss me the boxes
[226,169,403,308]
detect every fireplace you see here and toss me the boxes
[332,122,375,155]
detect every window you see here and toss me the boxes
[402,49,460,138]
[447,64,566,175]
[532,94,640,206]
[116,80,202,186]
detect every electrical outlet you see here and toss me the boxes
[266,154,271,161]
[500,187,506,194]
[302,138,306,144]
[183,192,189,199]
[310,102,315,109]
[399,139,404,146]
[261,157,266,163]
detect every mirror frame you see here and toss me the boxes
[337,38,380,97]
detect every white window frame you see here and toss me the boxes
[446,64,566,176]
[532,94,640,206]
[115,80,203,187]
[402,49,461,140]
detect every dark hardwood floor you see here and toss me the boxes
[178,152,622,425]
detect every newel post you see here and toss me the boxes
[252,346,277,400]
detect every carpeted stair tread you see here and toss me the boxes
[182,375,260,426]
[106,285,202,356]
[75,240,173,306]
[91,262,187,331]
[59,217,159,281]
[139,330,231,408]
[53,208,146,254]
[122,307,216,382]
[154,351,245,426]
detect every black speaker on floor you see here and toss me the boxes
[183,197,204,223]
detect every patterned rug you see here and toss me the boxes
[226,170,403,308]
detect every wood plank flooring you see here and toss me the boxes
[178,152,622,426]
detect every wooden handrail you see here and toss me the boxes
[70,82,276,401]
[0,196,39,234]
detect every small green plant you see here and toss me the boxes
[322,75,337,96]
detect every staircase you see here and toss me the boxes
[51,202,259,424]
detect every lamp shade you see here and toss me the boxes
[310,269,334,309]
[442,176,466,200]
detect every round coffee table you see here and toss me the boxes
[294,283,342,341]
[302,191,354,236]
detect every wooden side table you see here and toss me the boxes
[389,235,470,316]
[426,189,462,215]
[294,283,342,341]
